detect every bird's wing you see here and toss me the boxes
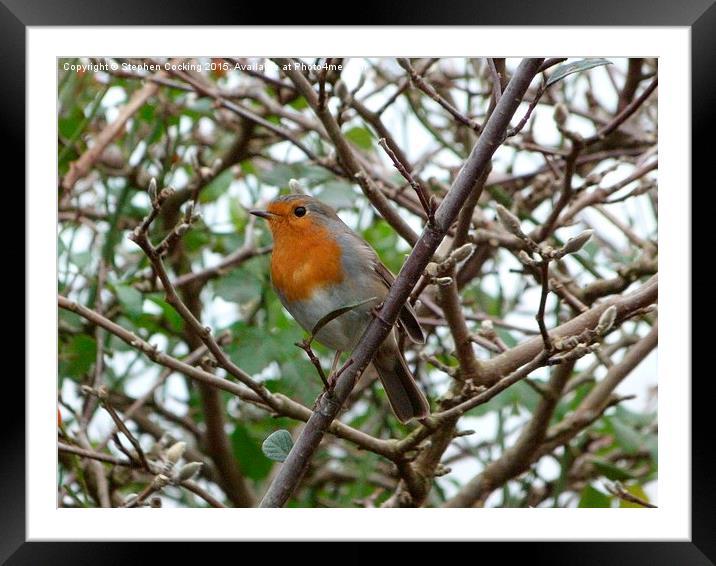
[372,260,425,344]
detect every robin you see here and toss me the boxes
[250,194,430,423]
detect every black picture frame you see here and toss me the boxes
[9,1,704,563]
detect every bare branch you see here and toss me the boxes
[258,57,545,508]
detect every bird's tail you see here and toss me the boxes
[373,336,430,423]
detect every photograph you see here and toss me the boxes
[56,56,658,510]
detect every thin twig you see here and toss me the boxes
[61,67,166,192]
[584,78,658,144]
[536,260,553,352]
[378,138,435,224]
[507,80,547,138]
[275,58,421,247]
[257,58,545,508]
[58,295,398,459]
[128,184,277,407]
[397,58,482,133]
[604,481,657,508]
[487,58,503,104]
[94,391,151,470]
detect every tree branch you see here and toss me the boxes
[275,58,421,247]
[258,57,545,508]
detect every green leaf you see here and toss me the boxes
[71,251,93,270]
[181,97,213,119]
[345,126,373,150]
[310,296,377,337]
[199,168,234,203]
[59,107,86,139]
[592,458,635,481]
[213,266,263,305]
[59,334,97,379]
[261,429,293,462]
[147,295,183,333]
[644,434,658,463]
[609,417,643,454]
[475,288,501,317]
[275,358,321,404]
[256,163,303,188]
[138,103,156,122]
[182,224,212,253]
[228,198,248,231]
[240,160,256,176]
[547,58,613,87]
[362,220,402,273]
[583,240,600,261]
[467,381,540,417]
[496,327,517,348]
[225,322,298,374]
[314,181,357,209]
[231,425,273,480]
[578,485,612,508]
[256,162,333,189]
[59,308,84,333]
[115,284,144,318]
[613,405,656,428]
[288,96,309,110]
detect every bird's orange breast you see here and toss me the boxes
[270,221,344,302]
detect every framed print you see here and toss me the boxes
[8,0,706,562]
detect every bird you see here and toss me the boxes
[250,194,430,423]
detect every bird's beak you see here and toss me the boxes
[249,209,274,219]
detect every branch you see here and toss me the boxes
[168,67,334,170]
[258,57,545,508]
[59,441,132,466]
[378,137,435,224]
[536,259,553,351]
[540,323,658,452]
[617,59,644,111]
[397,58,482,133]
[61,66,167,193]
[604,480,657,508]
[443,359,576,507]
[58,295,397,460]
[478,275,657,386]
[444,325,657,507]
[127,192,275,408]
[432,246,484,383]
[584,77,657,144]
[60,423,225,508]
[275,58,421,247]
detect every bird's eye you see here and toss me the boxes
[294,206,307,217]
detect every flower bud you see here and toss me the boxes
[165,441,186,464]
[597,305,617,334]
[396,58,412,72]
[425,262,439,277]
[154,474,171,488]
[176,461,203,482]
[148,177,158,203]
[495,205,525,238]
[288,178,305,194]
[518,250,534,265]
[450,243,475,263]
[553,102,569,127]
[559,230,593,256]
